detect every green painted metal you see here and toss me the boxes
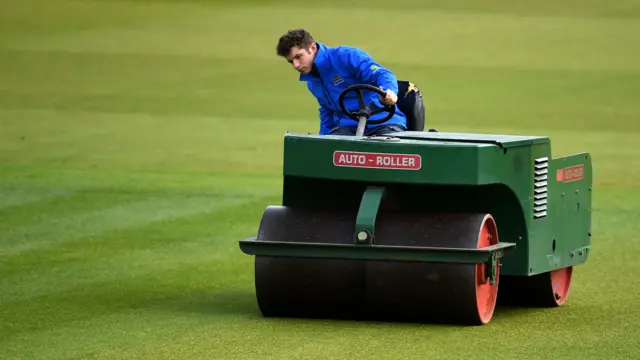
[390,131,550,148]
[239,237,515,266]
[242,130,592,277]
[240,229,512,283]
[487,252,499,285]
[541,153,593,273]
[354,186,385,244]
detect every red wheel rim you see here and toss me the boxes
[475,215,499,324]
[550,266,573,306]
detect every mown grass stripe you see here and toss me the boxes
[0,193,258,254]
[0,250,256,339]
[0,188,76,210]
[0,189,161,231]
[0,196,272,305]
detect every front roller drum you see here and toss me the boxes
[253,206,501,325]
[254,206,365,320]
[367,212,500,325]
[498,266,573,307]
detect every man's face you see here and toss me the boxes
[286,43,317,74]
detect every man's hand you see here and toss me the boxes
[379,86,398,105]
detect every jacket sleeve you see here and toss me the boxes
[318,105,335,134]
[340,46,399,95]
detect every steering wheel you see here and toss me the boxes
[338,84,396,125]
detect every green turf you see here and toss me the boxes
[1,0,639,358]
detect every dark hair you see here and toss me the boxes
[276,29,315,57]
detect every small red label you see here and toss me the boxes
[333,151,421,170]
[556,169,564,182]
[557,165,584,182]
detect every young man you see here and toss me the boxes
[276,29,407,136]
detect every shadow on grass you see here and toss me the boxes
[492,304,547,321]
[161,288,551,328]
[165,291,547,327]
[161,290,466,328]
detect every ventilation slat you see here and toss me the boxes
[534,211,547,218]
[533,157,549,219]
[535,193,547,200]
[534,186,547,194]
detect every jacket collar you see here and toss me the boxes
[299,42,330,81]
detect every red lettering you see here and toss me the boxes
[333,151,421,170]
[556,165,585,182]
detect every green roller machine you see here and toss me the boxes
[239,83,593,325]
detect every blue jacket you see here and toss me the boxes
[300,43,407,134]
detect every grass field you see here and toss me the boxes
[1,0,639,359]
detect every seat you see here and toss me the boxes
[397,80,426,131]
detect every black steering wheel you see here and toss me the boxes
[338,84,396,124]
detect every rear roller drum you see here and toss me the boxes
[498,266,573,307]
[551,267,573,306]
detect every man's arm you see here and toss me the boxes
[318,105,335,134]
[339,46,399,97]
